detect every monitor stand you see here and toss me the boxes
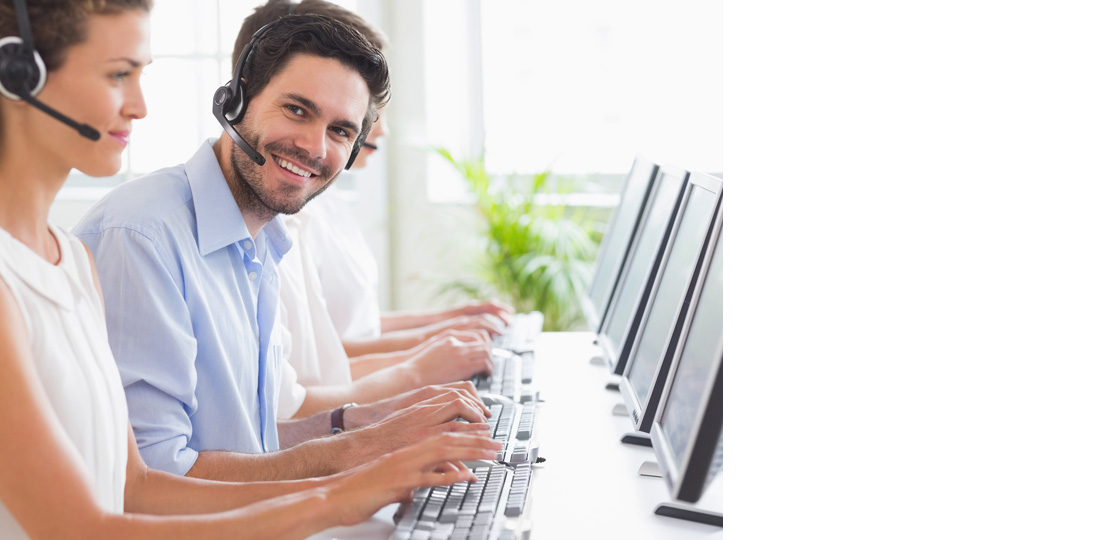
[652,474,723,527]
[653,502,723,527]
[604,376,621,391]
[589,355,606,366]
[637,460,661,477]
[621,431,653,447]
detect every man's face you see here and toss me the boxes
[230,53,370,216]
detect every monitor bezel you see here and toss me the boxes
[649,221,724,504]
[619,173,723,434]
[596,164,689,376]
[581,156,659,333]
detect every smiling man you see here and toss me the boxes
[72,14,490,481]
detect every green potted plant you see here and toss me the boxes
[434,148,600,331]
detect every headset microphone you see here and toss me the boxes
[0,0,101,141]
[18,88,101,140]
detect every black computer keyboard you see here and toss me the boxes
[391,463,533,540]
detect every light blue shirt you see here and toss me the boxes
[73,140,291,475]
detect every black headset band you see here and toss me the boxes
[13,0,34,51]
[229,20,278,106]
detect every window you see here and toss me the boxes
[422,0,723,203]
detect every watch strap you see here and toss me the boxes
[330,402,357,435]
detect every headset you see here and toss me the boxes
[212,16,367,170]
[0,0,100,140]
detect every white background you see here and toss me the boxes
[733,1,1115,537]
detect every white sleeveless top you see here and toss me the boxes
[0,225,129,538]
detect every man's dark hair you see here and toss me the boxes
[239,13,389,141]
[234,0,389,62]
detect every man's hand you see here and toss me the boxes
[333,396,493,471]
[343,381,489,428]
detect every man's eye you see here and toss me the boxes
[332,127,351,138]
[286,105,304,116]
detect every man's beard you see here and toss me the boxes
[228,123,338,220]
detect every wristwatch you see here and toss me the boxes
[330,402,358,435]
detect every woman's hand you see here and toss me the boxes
[328,433,501,526]
[454,299,515,326]
[405,330,494,386]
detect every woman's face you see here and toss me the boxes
[30,9,151,177]
[350,110,388,170]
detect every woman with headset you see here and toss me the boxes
[0,1,499,538]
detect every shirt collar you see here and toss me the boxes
[185,139,292,260]
[186,139,252,256]
[261,214,292,261]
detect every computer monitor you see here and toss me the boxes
[619,173,722,433]
[582,156,659,333]
[649,224,723,504]
[596,165,688,376]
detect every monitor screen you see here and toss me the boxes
[598,166,687,374]
[583,157,658,332]
[623,176,722,431]
[653,226,723,503]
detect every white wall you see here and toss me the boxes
[378,0,484,311]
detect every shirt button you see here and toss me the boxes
[248,272,259,280]
[242,240,253,250]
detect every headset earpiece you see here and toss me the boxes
[214,78,247,126]
[0,35,46,101]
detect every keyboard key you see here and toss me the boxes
[396,501,422,532]
[519,352,535,384]
[509,445,529,464]
[431,522,453,540]
[516,405,536,441]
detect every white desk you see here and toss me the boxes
[308,332,724,539]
